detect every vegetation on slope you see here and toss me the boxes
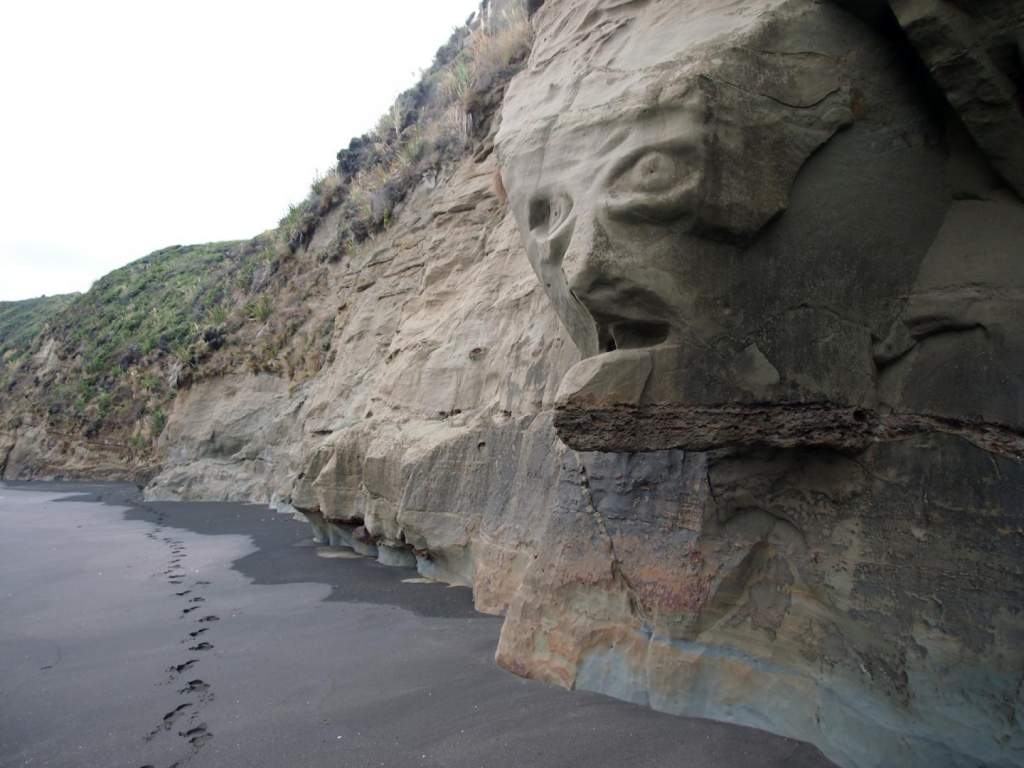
[0,294,77,370]
[278,0,531,260]
[1,0,533,469]
[5,241,283,440]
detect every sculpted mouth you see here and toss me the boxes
[567,280,675,356]
[568,280,674,354]
[594,313,671,353]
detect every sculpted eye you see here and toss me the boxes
[629,151,677,193]
[604,145,696,223]
[529,193,572,236]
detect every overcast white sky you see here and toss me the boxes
[0,0,481,301]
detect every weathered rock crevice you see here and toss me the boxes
[575,460,649,625]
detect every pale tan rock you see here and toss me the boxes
[143,153,578,621]
[146,373,300,502]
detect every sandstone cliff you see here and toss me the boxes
[3,3,1022,768]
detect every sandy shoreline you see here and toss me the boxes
[0,481,835,768]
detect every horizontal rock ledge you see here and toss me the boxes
[554,401,1024,459]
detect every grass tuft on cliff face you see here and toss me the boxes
[279,0,532,257]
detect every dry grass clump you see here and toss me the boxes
[278,0,533,260]
[241,0,533,381]
[467,3,531,90]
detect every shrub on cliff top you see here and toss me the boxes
[278,0,532,258]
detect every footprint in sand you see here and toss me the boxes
[175,590,191,597]
[181,606,199,616]
[181,723,213,748]
[197,615,219,623]
[162,703,192,729]
[178,679,210,694]
[188,628,209,638]
[146,703,192,740]
[188,642,214,652]
[169,660,199,675]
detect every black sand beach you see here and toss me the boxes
[0,482,836,768]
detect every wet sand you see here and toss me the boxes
[0,481,836,768]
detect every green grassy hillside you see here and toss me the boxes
[0,293,78,368]
[9,238,295,440]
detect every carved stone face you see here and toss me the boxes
[498,0,1023,454]
[494,5,1024,766]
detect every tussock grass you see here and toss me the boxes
[279,0,532,258]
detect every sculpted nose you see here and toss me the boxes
[559,214,589,277]
[528,200,603,357]
[561,215,614,317]
[550,211,599,298]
